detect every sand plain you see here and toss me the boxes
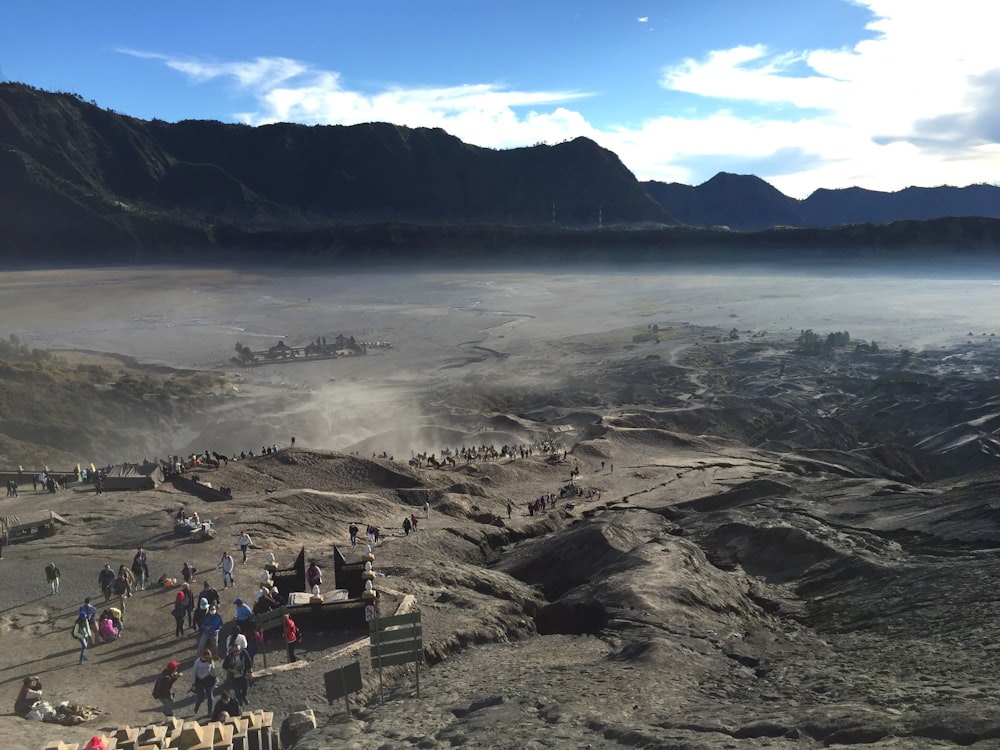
[3,263,1000,749]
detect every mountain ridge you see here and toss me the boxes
[4,82,1000,263]
[643,171,1000,231]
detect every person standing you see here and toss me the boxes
[72,613,91,664]
[424,500,430,517]
[234,597,253,624]
[98,564,115,603]
[197,604,224,658]
[349,523,359,546]
[305,560,322,590]
[283,612,299,663]
[181,562,196,585]
[222,642,253,707]
[402,516,411,536]
[172,587,189,638]
[132,548,149,591]
[200,580,221,608]
[45,562,60,595]
[217,551,236,588]
[190,649,218,717]
[236,532,253,564]
[152,660,182,717]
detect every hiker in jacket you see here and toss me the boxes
[196,604,224,657]
[189,649,218,716]
[72,614,91,664]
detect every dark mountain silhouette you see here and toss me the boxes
[643,173,807,230]
[0,83,675,259]
[644,173,1000,231]
[3,82,1000,265]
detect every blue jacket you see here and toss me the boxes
[201,612,223,635]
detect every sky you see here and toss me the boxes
[3,0,999,199]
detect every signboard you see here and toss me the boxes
[369,611,422,701]
[253,606,288,669]
[324,661,363,713]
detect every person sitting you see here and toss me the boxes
[212,688,241,721]
[14,676,42,717]
[97,612,119,642]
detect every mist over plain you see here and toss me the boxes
[4,259,1000,463]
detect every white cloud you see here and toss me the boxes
[645,0,1000,195]
[138,1,1000,198]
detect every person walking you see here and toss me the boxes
[190,649,218,717]
[349,523,359,546]
[72,613,91,664]
[222,642,253,707]
[283,612,299,663]
[236,532,253,564]
[402,516,412,536]
[79,598,98,644]
[217,551,236,588]
[45,562,60,595]
[152,660,182,717]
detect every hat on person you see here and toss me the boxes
[234,598,243,605]
[199,598,209,610]
[166,660,181,673]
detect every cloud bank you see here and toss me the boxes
[129,0,1000,198]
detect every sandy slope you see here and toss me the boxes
[6,267,1000,748]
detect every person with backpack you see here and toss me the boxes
[222,641,253,706]
[151,660,182,717]
[79,598,98,644]
[72,613,91,664]
[45,562,60,595]
[236,531,253,563]
[217,550,236,589]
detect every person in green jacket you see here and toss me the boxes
[72,614,91,664]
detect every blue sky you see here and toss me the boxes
[3,0,999,198]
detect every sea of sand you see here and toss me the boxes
[3,262,1000,749]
